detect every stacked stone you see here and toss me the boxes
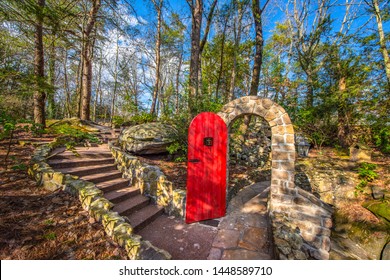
[29,142,171,260]
[229,117,271,168]
[109,143,186,218]
[218,97,334,260]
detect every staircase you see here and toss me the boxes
[47,128,164,233]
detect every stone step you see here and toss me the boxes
[113,195,150,216]
[52,151,113,160]
[56,164,117,177]
[48,157,115,169]
[81,170,123,184]
[104,186,140,204]
[96,178,130,193]
[126,205,164,233]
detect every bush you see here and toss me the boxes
[373,126,390,154]
[112,116,125,128]
[357,162,378,182]
[47,123,99,144]
[126,112,157,126]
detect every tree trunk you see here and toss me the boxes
[188,0,203,116]
[249,0,265,97]
[33,0,46,126]
[110,35,120,125]
[306,72,314,107]
[216,12,229,102]
[229,2,244,102]
[150,0,163,116]
[241,0,268,136]
[175,50,183,114]
[94,48,103,122]
[63,48,71,118]
[47,37,56,119]
[372,0,390,92]
[337,75,350,147]
[80,0,101,121]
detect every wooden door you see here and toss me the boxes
[185,112,228,224]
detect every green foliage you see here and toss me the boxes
[129,112,157,125]
[30,123,46,137]
[47,123,99,144]
[354,162,378,197]
[166,142,180,154]
[358,163,378,182]
[162,112,190,161]
[372,125,390,154]
[0,112,16,140]
[43,232,56,240]
[44,219,55,226]
[112,115,125,127]
[11,163,27,171]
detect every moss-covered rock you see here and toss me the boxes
[364,200,390,223]
[118,122,177,155]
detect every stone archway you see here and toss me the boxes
[217,96,333,260]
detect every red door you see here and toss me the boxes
[185,112,228,224]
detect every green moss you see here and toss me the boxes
[364,201,390,223]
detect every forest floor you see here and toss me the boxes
[0,128,128,260]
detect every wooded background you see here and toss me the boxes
[0,0,389,152]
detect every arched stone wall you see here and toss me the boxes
[218,96,333,260]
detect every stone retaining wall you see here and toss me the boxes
[28,144,171,260]
[218,96,334,260]
[108,142,186,218]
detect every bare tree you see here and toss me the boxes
[286,0,330,107]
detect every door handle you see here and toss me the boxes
[188,159,200,163]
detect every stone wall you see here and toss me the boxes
[108,142,186,218]
[218,96,334,260]
[28,144,171,260]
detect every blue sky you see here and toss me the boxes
[129,0,389,43]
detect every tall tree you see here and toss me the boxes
[287,0,330,107]
[150,0,164,116]
[187,0,218,116]
[187,0,203,116]
[249,0,269,96]
[367,0,390,92]
[80,0,101,121]
[229,0,248,101]
[33,0,46,126]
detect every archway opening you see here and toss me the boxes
[227,114,272,203]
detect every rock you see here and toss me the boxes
[382,243,390,260]
[371,186,385,200]
[349,144,371,162]
[118,122,177,155]
[363,201,390,223]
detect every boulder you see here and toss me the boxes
[349,143,371,162]
[382,242,390,260]
[118,122,177,155]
